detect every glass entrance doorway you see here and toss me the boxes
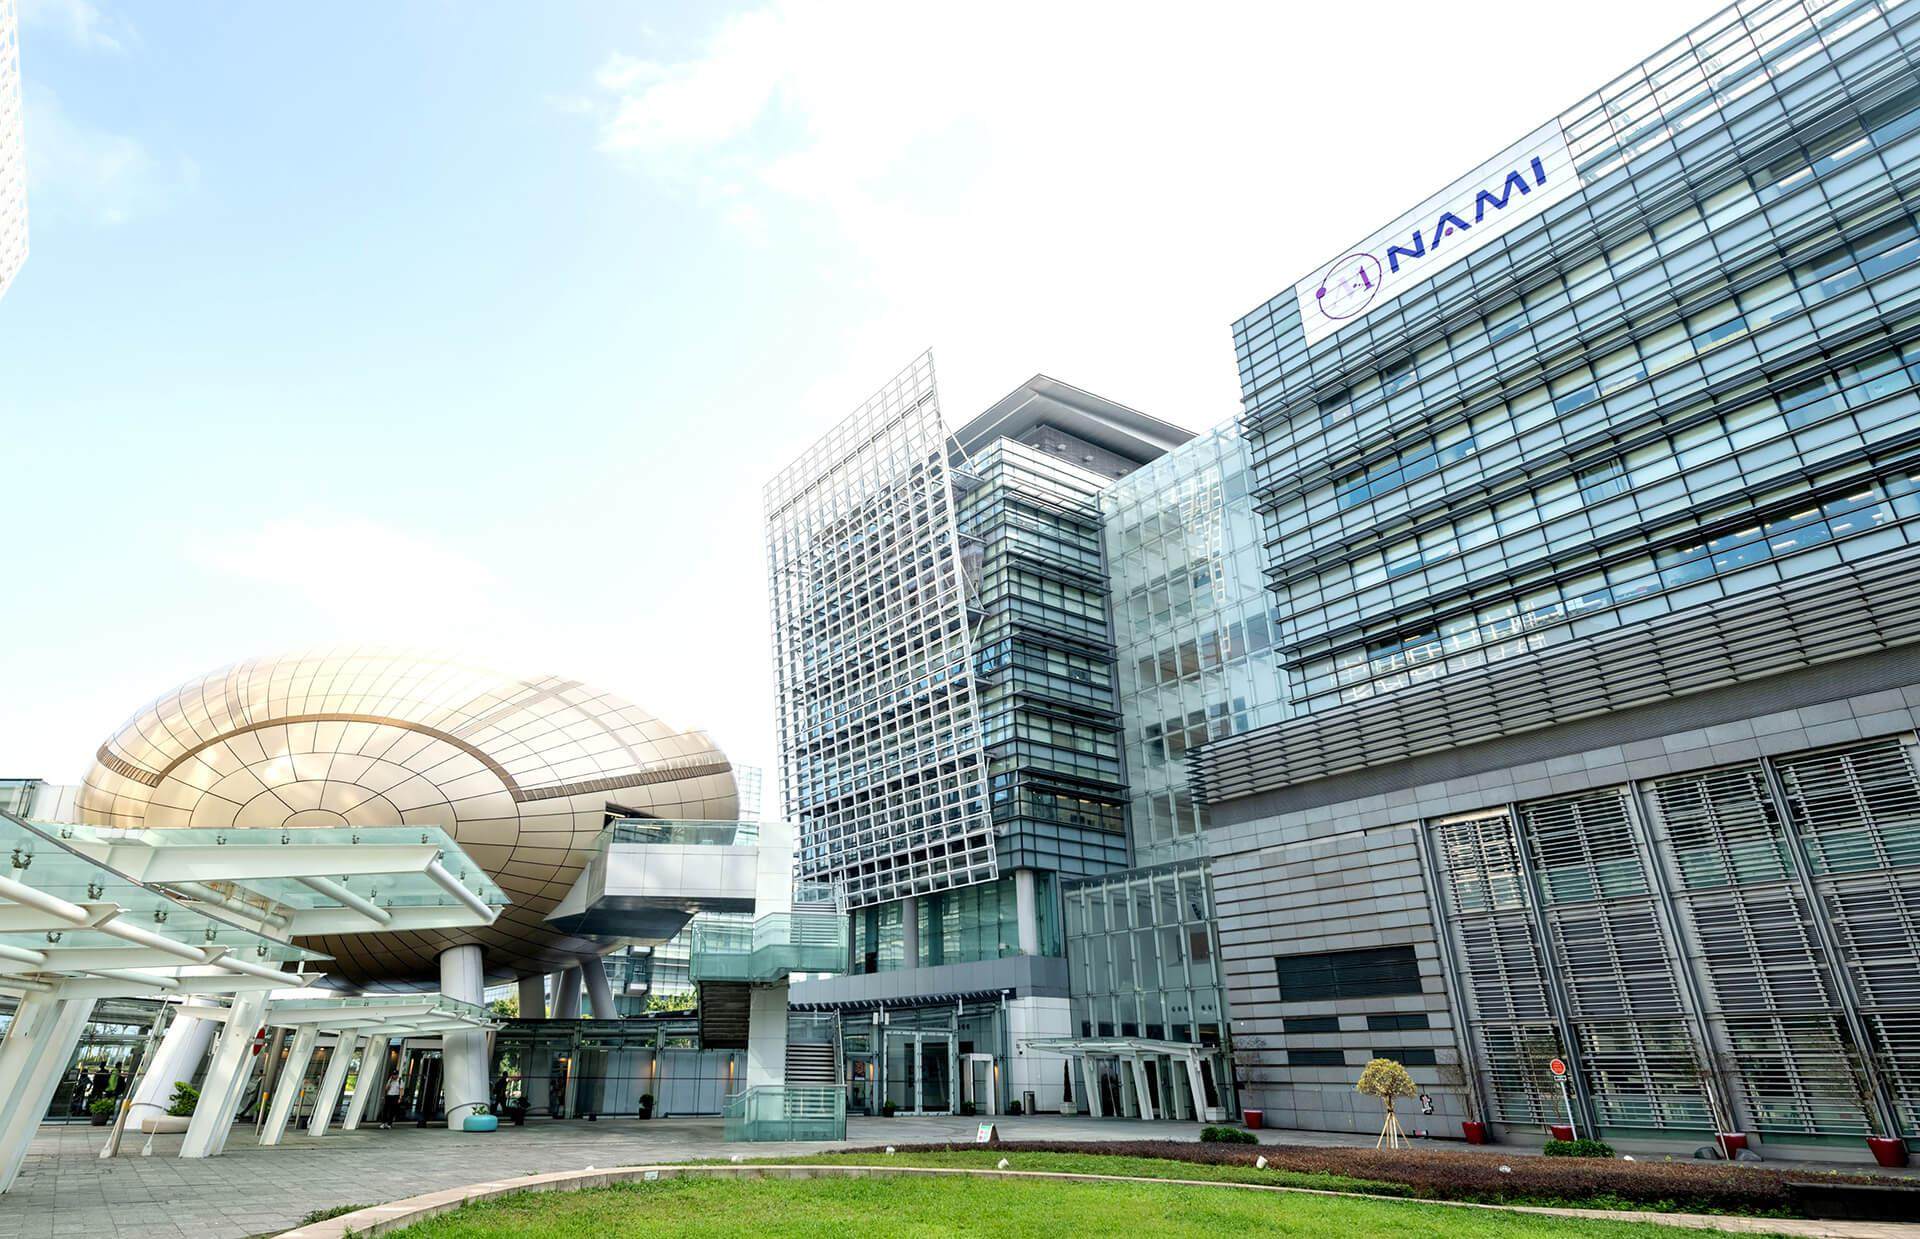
[961,1053,996,1116]
[883,1030,955,1115]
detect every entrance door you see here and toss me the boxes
[962,1055,995,1115]
[882,1031,956,1115]
[847,1055,877,1116]
[405,1050,443,1123]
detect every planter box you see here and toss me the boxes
[1547,1124,1575,1141]
[1462,1120,1488,1145]
[1717,1132,1749,1159]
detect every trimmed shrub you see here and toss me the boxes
[843,1140,1912,1217]
[1544,1138,1616,1159]
[166,1081,200,1118]
[1200,1126,1257,1145]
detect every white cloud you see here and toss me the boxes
[23,86,195,225]
[187,515,501,623]
[20,0,135,53]
[579,0,1732,430]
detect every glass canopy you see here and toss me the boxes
[0,815,325,966]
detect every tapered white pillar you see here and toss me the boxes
[551,967,582,1019]
[260,1024,317,1146]
[127,1002,219,1134]
[0,991,95,1194]
[1183,1055,1208,1122]
[307,1033,359,1136]
[1130,1056,1156,1122]
[439,945,488,1128]
[342,1037,387,1131]
[180,988,274,1159]
[581,957,617,1019]
[1080,1055,1103,1119]
[517,974,546,1019]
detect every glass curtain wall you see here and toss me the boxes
[1101,423,1287,866]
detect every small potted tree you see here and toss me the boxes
[1356,1057,1418,1151]
[88,1097,116,1126]
[1438,1060,1488,1145]
[638,1092,655,1120]
[1692,1043,1747,1160]
[1845,1046,1910,1168]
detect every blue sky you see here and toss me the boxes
[1,0,1725,787]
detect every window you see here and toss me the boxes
[1366,1012,1432,1032]
[1284,1015,1341,1034]
[1274,945,1423,1001]
[1288,1049,1347,1067]
[1375,1047,1438,1067]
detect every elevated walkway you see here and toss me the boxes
[688,911,846,983]
[543,821,766,941]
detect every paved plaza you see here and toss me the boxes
[5,1115,1916,1239]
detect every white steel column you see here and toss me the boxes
[581,957,617,1019]
[551,967,582,1019]
[1014,869,1040,956]
[342,1037,387,1131]
[0,991,95,1194]
[1079,1055,1103,1119]
[439,945,488,1128]
[745,981,789,1089]
[181,988,273,1159]
[307,1032,359,1136]
[260,1024,317,1146]
[1129,1055,1156,1122]
[127,1002,219,1134]
[517,974,546,1019]
[899,896,919,967]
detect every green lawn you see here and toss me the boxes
[387,1174,1756,1239]
[717,1147,1409,1194]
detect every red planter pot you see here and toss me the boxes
[1548,1124,1575,1141]
[1717,1132,1749,1159]
[1462,1120,1488,1145]
[1243,1109,1264,1130]
[1866,1136,1909,1168]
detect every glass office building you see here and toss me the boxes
[767,355,1194,1114]
[1193,0,1920,1157]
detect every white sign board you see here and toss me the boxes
[1293,121,1581,346]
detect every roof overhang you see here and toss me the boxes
[951,375,1195,468]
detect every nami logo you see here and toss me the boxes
[1294,121,1582,346]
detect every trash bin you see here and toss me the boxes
[1022,1090,1037,1115]
[1244,1109,1264,1130]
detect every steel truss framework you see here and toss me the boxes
[765,352,994,908]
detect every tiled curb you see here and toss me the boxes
[273,1164,1920,1239]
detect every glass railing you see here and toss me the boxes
[605,819,761,847]
[690,911,846,981]
[722,1084,847,1142]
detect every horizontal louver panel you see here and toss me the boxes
[1521,790,1647,904]
[1574,1019,1712,1130]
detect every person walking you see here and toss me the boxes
[379,1067,405,1128]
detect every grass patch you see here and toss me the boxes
[386,1174,1719,1238]
[721,1147,1407,1195]
[297,1205,370,1226]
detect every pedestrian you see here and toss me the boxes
[379,1068,405,1128]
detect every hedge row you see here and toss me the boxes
[862,1140,1903,1215]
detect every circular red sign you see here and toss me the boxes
[1549,1058,1568,1078]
